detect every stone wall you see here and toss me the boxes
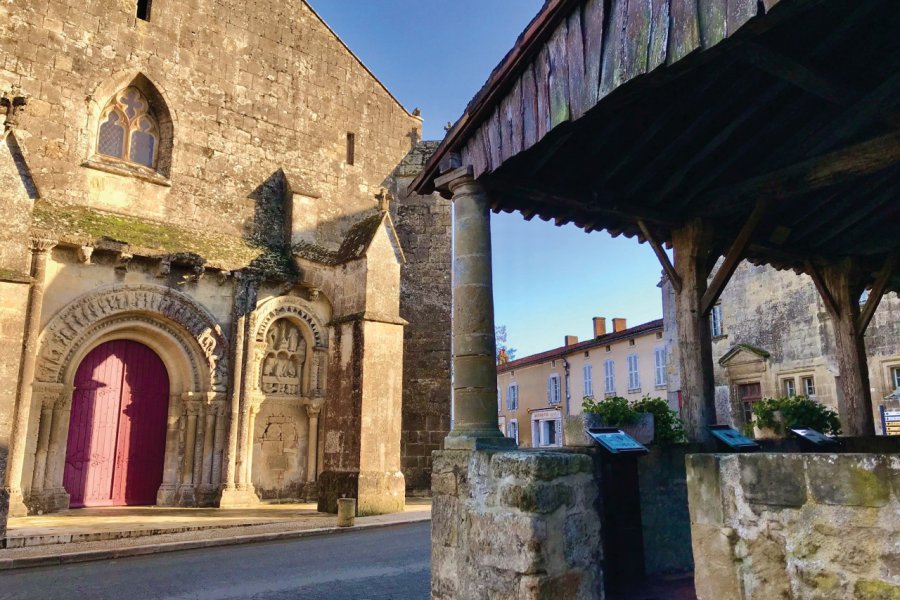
[392,141,452,494]
[687,453,900,600]
[432,449,602,600]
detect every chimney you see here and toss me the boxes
[612,318,627,333]
[564,335,579,346]
[592,317,607,338]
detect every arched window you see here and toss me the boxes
[97,87,159,169]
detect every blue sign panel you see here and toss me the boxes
[708,425,760,452]
[790,427,840,448]
[587,427,649,456]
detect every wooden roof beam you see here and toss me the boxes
[806,260,839,318]
[700,130,900,206]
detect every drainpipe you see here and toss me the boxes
[563,359,571,415]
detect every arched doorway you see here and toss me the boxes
[63,340,169,507]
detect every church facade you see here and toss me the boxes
[0,0,450,540]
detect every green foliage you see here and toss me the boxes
[582,395,687,444]
[582,395,640,426]
[752,396,842,436]
[633,396,687,444]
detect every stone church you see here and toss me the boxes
[0,0,451,540]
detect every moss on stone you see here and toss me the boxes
[853,579,900,600]
[31,200,262,270]
[0,267,31,283]
[848,465,891,507]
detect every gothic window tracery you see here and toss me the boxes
[97,87,159,169]
[260,320,306,396]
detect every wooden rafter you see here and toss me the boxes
[637,219,681,292]
[806,260,839,317]
[700,199,769,316]
[858,254,897,333]
[700,131,900,206]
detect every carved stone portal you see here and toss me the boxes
[260,320,306,396]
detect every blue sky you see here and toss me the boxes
[313,0,666,357]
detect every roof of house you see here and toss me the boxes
[497,318,663,373]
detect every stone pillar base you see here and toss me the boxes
[358,470,405,516]
[218,486,260,508]
[174,485,197,507]
[431,448,603,600]
[196,485,221,507]
[25,488,70,514]
[6,489,28,518]
[316,471,359,514]
[156,484,178,506]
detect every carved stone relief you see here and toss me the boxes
[260,320,306,396]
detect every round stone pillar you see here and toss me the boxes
[434,167,512,449]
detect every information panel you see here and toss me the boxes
[708,425,760,452]
[881,406,900,436]
[586,428,649,456]
[790,427,841,448]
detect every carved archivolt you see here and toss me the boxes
[253,298,325,348]
[36,285,229,391]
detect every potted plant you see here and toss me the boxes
[752,396,842,438]
[566,396,655,446]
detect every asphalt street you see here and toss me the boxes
[0,522,431,600]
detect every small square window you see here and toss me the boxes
[605,345,611,352]
[802,377,816,397]
[137,0,152,20]
[628,339,635,347]
[550,359,557,368]
[783,378,796,397]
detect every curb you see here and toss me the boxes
[0,515,431,572]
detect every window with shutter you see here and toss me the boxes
[627,354,640,391]
[507,384,518,411]
[604,360,615,394]
[583,364,593,397]
[654,347,667,387]
[547,374,561,405]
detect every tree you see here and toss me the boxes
[496,325,517,364]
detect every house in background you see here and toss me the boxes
[497,317,666,447]
[663,261,900,434]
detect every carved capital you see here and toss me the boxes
[183,402,202,417]
[308,287,320,302]
[305,398,324,417]
[30,237,56,254]
[156,256,172,278]
[76,246,94,264]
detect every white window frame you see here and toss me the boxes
[627,353,640,392]
[802,376,816,398]
[547,374,561,405]
[654,346,667,387]
[892,366,900,391]
[604,359,615,394]
[506,383,519,411]
[507,419,519,445]
[783,378,796,397]
[583,364,593,397]
[710,304,723,337]
[498,387,502,412]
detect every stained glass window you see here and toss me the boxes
[96,86,159,170]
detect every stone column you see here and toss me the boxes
[306,401,323,483]
[156,395,182,505]
[242,402,260,492]
[212,402,227,486]
[200,400,217,490]
[39,389,73,512]
[222,312,245,492]
[434,167,511,449]
[176,399,200,505]
[5,238,55,516]
[29,396,54,496]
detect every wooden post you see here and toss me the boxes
[672,219,717,444]
[808,260,875,436]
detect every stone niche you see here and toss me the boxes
[251,318,319,500]
[687,453,900,600]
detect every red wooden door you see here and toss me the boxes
[64,340,169,507]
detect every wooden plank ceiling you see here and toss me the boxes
[413,0,900,292]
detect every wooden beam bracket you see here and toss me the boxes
[638,219,681,292]
[858,253,897,333]
[700,199,769,315]
[806,260,839,318]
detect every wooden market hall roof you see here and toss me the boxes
[412,0,900,293]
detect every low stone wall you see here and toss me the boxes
[687,453,900,600]
[432,449,603,600]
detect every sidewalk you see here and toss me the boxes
[0,499,431,570]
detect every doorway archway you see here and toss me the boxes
[63,340,169,507]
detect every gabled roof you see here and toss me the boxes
[293,211,405,266]
[498,319,663,373]
[718,344,771,366]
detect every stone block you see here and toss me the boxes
[499,481,573,514]
[467,511,547,574]
[889,455,900,502]
[690,523,741,600]
[686,454,724,526]
[491,451,592,482]
[738,453,807,508]
[807,455,891,508]
[853,579,900,600]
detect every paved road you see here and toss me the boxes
[0,522,431,600]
